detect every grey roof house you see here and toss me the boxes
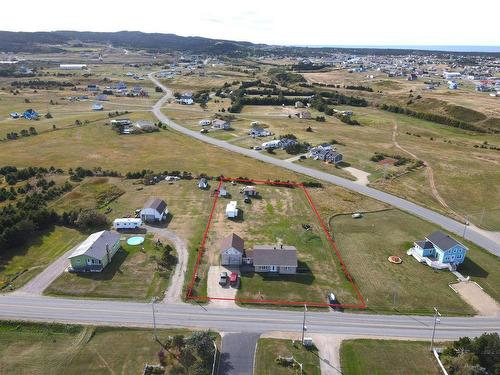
[249,245,298,274]
[68,230,121,272]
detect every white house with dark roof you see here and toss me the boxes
[140,197,168,222]
[409,231,468,270]
[220,233,245,265]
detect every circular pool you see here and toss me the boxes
[127,236,145,246]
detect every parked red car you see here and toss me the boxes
[229,272,239,286]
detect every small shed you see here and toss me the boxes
[226,201,238,218]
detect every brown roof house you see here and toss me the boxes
[220,233,245,266]
[251,244,297,274]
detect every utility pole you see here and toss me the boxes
[462,216,469,239]
[301,304,307,345]
[151,296,158,342]
[429,307,441,351]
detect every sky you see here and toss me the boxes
[2,0,499,46]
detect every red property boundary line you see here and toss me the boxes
[186,177,367,309]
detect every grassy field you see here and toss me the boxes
[340,339,443,375]
[255,338,320,375]
[45,235,172,301]
[195,182,361,306]
[0,226,84,291]
[0,321,202,375]
[331,209,499,315]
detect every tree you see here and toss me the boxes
[75,209,109,230]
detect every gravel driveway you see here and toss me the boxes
[144,225,187,303]
[207,265,238,307]
[13,245,78,296]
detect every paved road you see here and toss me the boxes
[13,245,78,295]
[0,295,499,340]
[148,73,500,256]
[218,332,260,375]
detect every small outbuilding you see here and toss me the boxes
[220,233,245,266]
[198,178,208,189]
[226,201,238,218]
[140,197,168,222]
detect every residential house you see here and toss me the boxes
[87,84,100,92]
[298,111,312,119]
[199,119,212,126]
[68,230,121,272]
[134,120,156,131]
[248,245,298,274]
[22,109,39,120]
[226,201,238,218]
[140,197,168,222]
[295,101,305,108]
[409,231,468,270]
[262,139,282,149]
[220,233,245,266]
[96,94,108,101]
[110,119,132,126]
[249,125,271,137]
[310,144,343,164]
[212,119,230,130]
[92,103,104,111]
[198,178,208,189]
[179,92,194,105]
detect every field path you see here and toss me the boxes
[391,122,463,220]
[144,225,188,303]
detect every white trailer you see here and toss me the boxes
[226,201,238,218]
[113,218,142,230]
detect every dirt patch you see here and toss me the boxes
[451,282,500,316]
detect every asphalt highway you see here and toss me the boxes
[0,295,498,340]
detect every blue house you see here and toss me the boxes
[410,231,468,270]
[22,109,39,120]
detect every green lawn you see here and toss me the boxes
[0,226,84,291]
[0,321,209,375]
[255,338,320,375]
[331,209,499,315]
[340,339,443,375]
[45,235,173,301]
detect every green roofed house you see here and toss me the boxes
[68,230,121,272]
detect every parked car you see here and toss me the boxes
[244,195,251,203]
[165,176,181,181]
[327,292,336,304]
[254,146,262,150]
[229,272,238,286]
[352,212,362,219]
[219,272,228,286]
[200,128,208,133]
